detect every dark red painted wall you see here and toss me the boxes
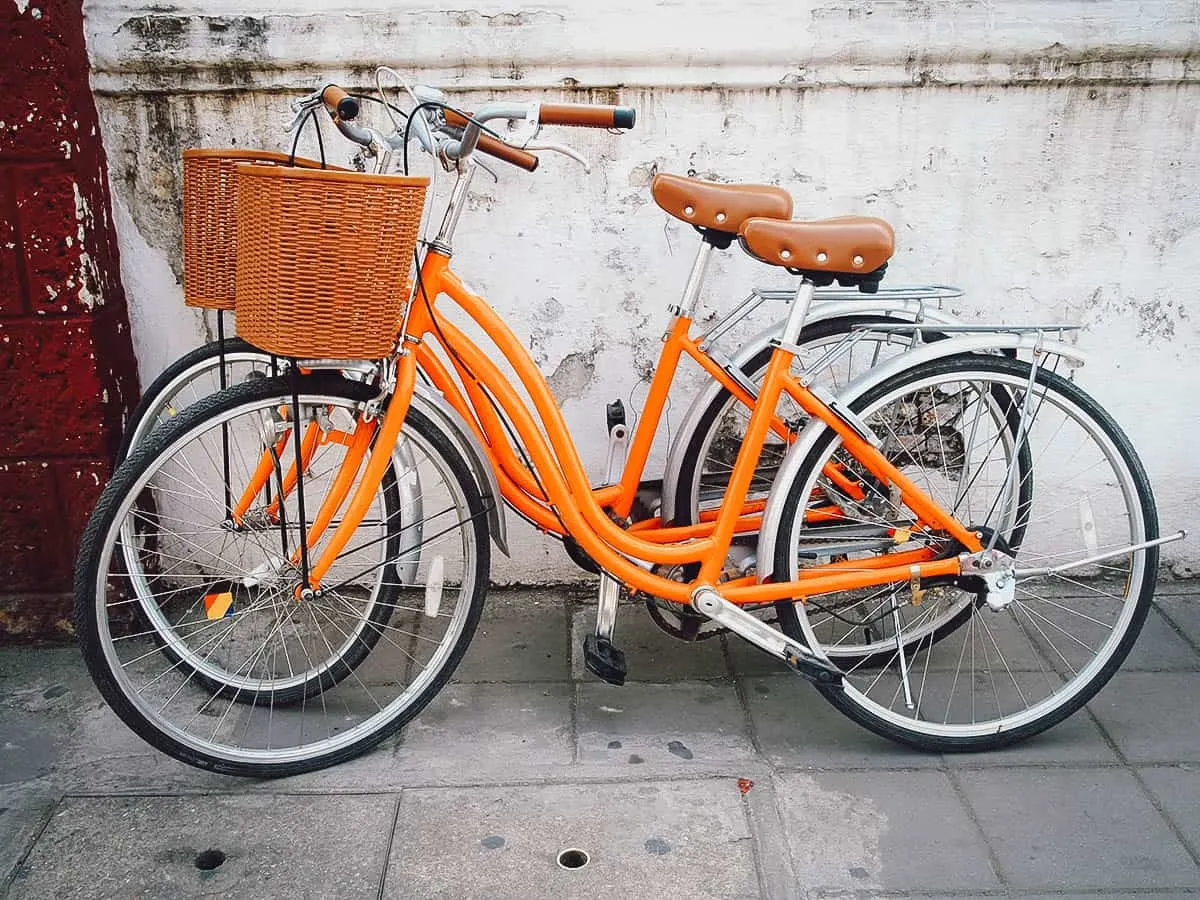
[0,0,139,640]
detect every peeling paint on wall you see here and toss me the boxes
[83,0,1200,581]
[2,0,140,639]
[547,348,599,406]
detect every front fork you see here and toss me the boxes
[297,352,419,592]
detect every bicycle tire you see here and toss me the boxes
[76,372,490,776]
[772,354,1157,752]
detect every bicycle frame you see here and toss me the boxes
[282,246,982,607]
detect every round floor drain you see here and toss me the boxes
[556,848,589,870]
[194,849,226,871]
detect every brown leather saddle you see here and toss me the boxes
[651,173,792,245]
[739,216,895,292]
[651,172,894,292]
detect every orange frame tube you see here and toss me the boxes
[280,247,981,607]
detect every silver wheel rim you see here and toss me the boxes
[95,391,479,765]
[788,366,1148,739]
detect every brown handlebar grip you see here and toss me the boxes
[443,109,539,171]
[538,103,636,129]
[476,134,539,171]
[321,85,359,121]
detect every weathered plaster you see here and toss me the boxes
[84,0,1200,582]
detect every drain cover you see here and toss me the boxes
[556,848,589,870]
[194,849,226,871]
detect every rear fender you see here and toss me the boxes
[754,334,1086,579]
[660,300,962,523]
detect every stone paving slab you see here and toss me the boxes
[742,675,943,770]
[0,803,51,892]
[0,648,96,788]
[776,769,1000,894]
[726,634,794,678]
[396,681,574,773]
[576,680,754,766]
[1087,671,1200,763]
[51,701,231,795]
[382,779,759,899]
[1124,605,1200,670]
[1157,595,1200,651]
[956,767,1200,892]
[1138,764,1200,858]
[0,709,68,787]
[454,590,569,683]
[8,794,398,899]
[275,681,575,791]
[1099,602,1200,672]
[941,706,1120,767]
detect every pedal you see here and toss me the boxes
[583,634,627,686]
[604,400,629,483]
[606,400,626,432]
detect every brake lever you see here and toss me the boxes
[521,141,591,173]
[285,96,322,134]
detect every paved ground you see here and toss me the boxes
[2,585,1200,899]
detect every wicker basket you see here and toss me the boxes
[182,149,342,310]
[233,165,429,359]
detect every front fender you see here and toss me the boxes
[754,334,1087,579]
[410,384,510,557]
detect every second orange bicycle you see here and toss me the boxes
[74,80,1181,776]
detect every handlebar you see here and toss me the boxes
[303,82,635,175]
[442,109,539,172]
[539,103,636,129]
[321,84,360,122]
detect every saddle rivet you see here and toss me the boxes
[852,255,864,267]
[684,205,694,216]
[816,251,828,264]
[715,211,726,223]
[780,248,791,260]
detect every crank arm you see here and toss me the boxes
[691,586,842,686]
[1014,530,1186,580]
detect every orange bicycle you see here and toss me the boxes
[75,83,1180,776]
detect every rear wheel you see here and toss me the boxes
[76,373,490,776]
[772,355,1157,751]
[117,336,279,462]
[670,317,1031,662]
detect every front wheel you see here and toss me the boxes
[116,336,280,463]
[76,373,490,776]
[772,354,1158,752]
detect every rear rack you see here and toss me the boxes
[764,284,965,305]
[697,284,965,352]
[862,322,1080,337]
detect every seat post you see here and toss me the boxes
[781,277,816,345]
[668,237,715,318]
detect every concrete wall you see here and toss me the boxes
[84,0,1200,582]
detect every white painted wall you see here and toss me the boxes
[84,0,1200,581]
